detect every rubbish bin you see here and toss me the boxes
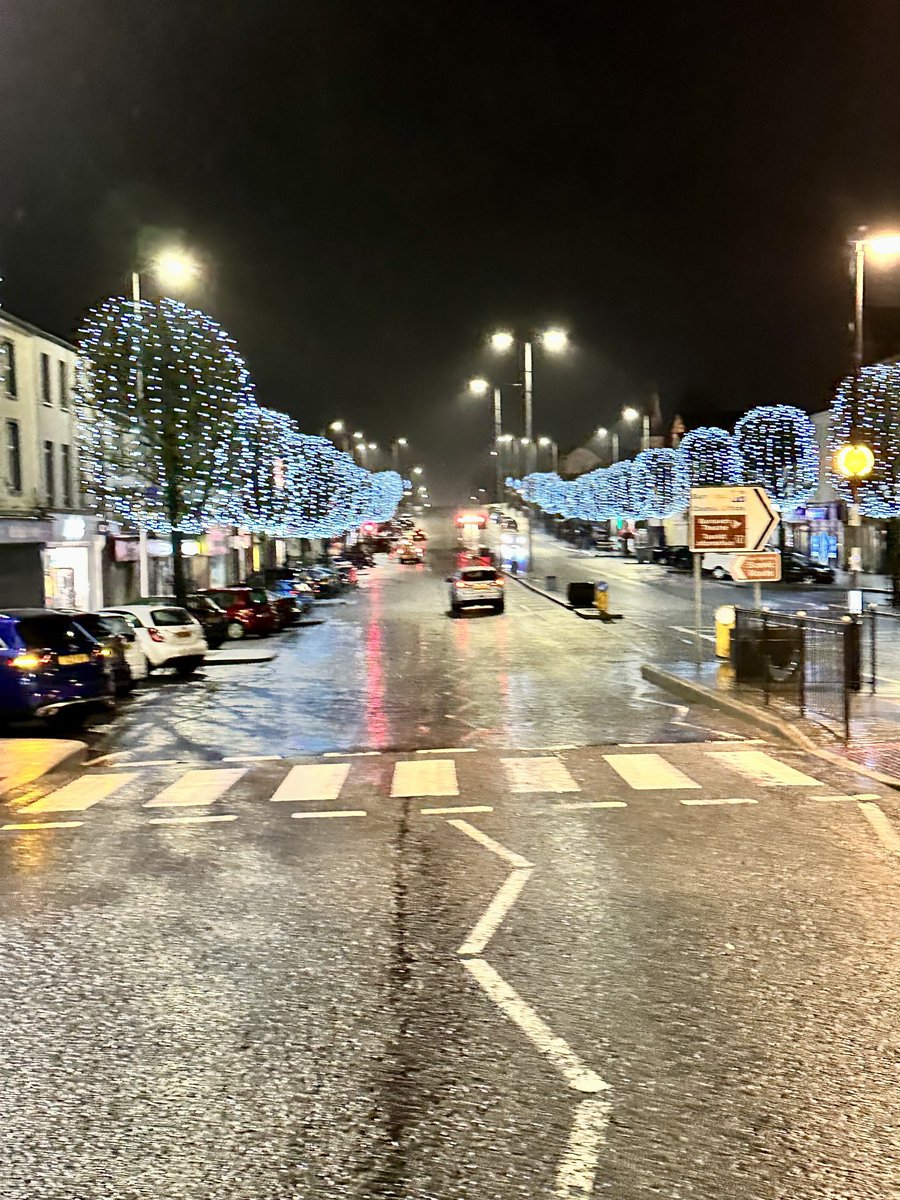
[594,582,609,614]
[567,581,595,608]
[545,575,558,592]
[715,604,735,659]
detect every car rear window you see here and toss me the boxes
[207,591,238,607]
[249,590,268,604]
[461,569,498,582]
[16,615,95,652]
[97,614,131,638]
[150,607,193,626]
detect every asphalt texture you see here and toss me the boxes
[2,514,899,1199]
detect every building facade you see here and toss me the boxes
[0,310,104,609]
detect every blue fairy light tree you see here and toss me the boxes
[678,426,744,488]
[734,405,819,514]
[632,448,689,519]
[830,363,900,517]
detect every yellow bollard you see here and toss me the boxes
[594,582,609,613]
[715,604,736,659]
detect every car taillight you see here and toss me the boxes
[11,652,48,670]
[237,608,254,618]
[147,627,165,643]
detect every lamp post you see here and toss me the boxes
[489,327,568,446]
[130,247,201,596]
[392,437,408,473]
[621,405,649,451]
[469,377,504,501]
[538,436,558,473]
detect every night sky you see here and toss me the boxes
[3,1,900,502]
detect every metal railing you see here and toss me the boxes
[732,608,861,740]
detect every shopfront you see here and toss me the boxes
[43,515,105,611]
[0,517,52,607]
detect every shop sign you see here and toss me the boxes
[0,518,53,543]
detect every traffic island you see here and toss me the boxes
[641,660,900,790]
[505,572,624,621]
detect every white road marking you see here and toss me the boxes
[144,768,247,809]
[672,626,716,642]
[149,814,238,826]
[421,805,493,815]
[112,758,196,767]
[21,772,137,814]
[603,753,701,791]
[458,867,533,956]
[269,763,350,803]
[549,801,628,812]
[391,758,459,798]
[680,797,758,807]
[415,747,477,754]
[1,820,83,831]
[707,749,823,786]
[554,1096,613,1198]
[463,957,609,1094]
[501,757,580,794]
[323,750,380,757]
[858,802,900,857]
[290,809,367,819]
[814,793,881,802]
[623,739,765,748]
[222,754,283,762]
[448,819,533,868]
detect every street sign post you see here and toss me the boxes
[688,488,780,653]
[689,487,780,553]
[729,552,782,582]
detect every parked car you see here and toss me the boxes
[781,552,836,585]
[654,545,693,571]
[137,593,230,649]
[447,566,505,615]
[265,589,300,630]
[343,543,375,568]
[298,567,343,599]
[196,587,278,639]
[266,577,314,617]
[332,559,358,587]
[70,610,144,694]
[103,604,208,675]
[0,608,115,724]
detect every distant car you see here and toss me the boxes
[448,566,505,615]
[654,546,692,571]
[398,544,425,564]
[138,594,230,649]
[103,604,208,675]
[0,608,115,723]
[781,552,835,585]
[298,567,343,599]
[197,587,278,639]
[70,610,142,694]
[266,577,314,616]
[342,543,375,567]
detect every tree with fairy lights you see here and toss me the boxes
[734,406,819,528]
[632,448,689,519]
[77,296,252,601]
[678,426,743,487]
[239,404,303,537]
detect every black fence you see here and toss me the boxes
[732,608,863,740]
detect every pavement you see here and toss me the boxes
[0,513,899,1198]
[0,736,86,799]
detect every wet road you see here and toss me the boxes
[2,516,900,1199]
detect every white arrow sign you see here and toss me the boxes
[729,551,782,582]
[689,487,780,553]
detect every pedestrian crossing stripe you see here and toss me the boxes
[270,763,351,803]
[603,753,701,790]
[390,759,459,798]
[144,768,247,808]
[705,750,823,787]
[501,757,580,794]
[20,773,137,814]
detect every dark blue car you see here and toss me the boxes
[0,609,115,724]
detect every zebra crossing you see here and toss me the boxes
[0,745,867,834]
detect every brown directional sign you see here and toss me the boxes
[691,514,746,550]
[729,552,782,582]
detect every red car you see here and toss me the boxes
[197,587,278,640]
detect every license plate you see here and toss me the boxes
[58,653,89,666]
[175,630,192,639]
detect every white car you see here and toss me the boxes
[448,566,505,615]
[702,553,734,580]
[94,610,150,683]
[102,604,208,676]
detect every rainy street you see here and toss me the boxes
[1,516,899,1199]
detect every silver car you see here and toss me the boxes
[448,566,505,615]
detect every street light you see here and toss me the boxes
[621,405,650,451]
[488,326,570,443]
[541,328,569,353]
[490,331,514,353]
[469,377,504,500]
[353,430,364,440]
[595,425,619,464]
[151,248,201,292]
[412,466,424,476]
[330,420,344,433]
[538,435,559,473]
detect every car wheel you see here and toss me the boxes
[450,601,460,616]
[495,600,505,614]
[174,657,202,678]
[226,621,246,640]
[802,573,816,585]
[711,566,728,580]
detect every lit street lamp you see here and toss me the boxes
[538,435,559,473]
[621,404,650,451]
[412,465,424,476]
[391,437,408,472]
[488,326,569,446]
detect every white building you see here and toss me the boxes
[0,310,104,609]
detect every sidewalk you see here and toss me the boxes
[0,738,87,799]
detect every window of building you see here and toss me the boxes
[6,419,21,493]
[40,353,52,405]
[61,443,73,507]
[44,439,55,507]
[59,360,69,409]
[1,340,17,398]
